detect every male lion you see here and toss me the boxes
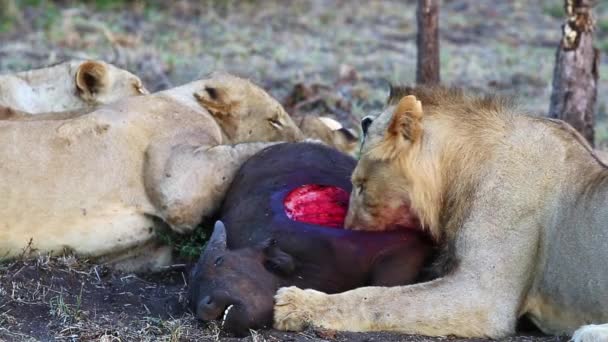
[0,72,303,271]
[0,59,148,116]
[273,86,608,341]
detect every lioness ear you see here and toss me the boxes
[194,86,233,117]
[75,61,109,97]
[262,239,295,276]
[387,95,423,141]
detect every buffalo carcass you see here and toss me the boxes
[189,142,433,336]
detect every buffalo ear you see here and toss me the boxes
[75,61,109,98]
[262,239,295,276]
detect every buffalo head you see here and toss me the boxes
[188,221,295,336]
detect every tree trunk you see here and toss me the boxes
[548,0,599,146]
[416,0,440,85]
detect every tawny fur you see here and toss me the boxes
[273,85,608,341]
[0,72,303,272]
[296,114,360,156]
[0,60,148,115]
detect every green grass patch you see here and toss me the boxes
[598,18,608,34]
[600,40,608,54]
[0,18,14,34]
[156,223,212,261]
[542,3,563,19]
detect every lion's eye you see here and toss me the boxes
[268,118,283,129]
[355,183,365,195]
[214,256,224,267]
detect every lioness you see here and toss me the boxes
[273,86,608,341]
[0,72,303,271]
[296,115,359,156]
[0,60,148,115]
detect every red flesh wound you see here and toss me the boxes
[284,184,350,228]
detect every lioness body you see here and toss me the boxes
[273,87,608,340]
[0,73,302,271]
[0,60,147,115]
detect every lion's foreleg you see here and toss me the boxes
[148,141,279,233]
[572,324,608,342]
[274,276,516,338]
[274,212,540,338]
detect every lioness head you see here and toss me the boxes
[75,60,149,105]
[0,60,148,114]
[345,93,426,234]
[297,115,360,156]
[194,72,304,143]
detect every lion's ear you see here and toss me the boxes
[194,86,233,117]
[387,95,423,142]
[75,61,109,98]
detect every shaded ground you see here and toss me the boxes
[1,0,606,341]
[0,256,569,342]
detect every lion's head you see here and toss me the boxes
[345,85,510,240]
[194,72,304,143]
[345,94,427,234]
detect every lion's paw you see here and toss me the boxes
[273,286,327,331]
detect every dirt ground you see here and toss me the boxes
[1,0,607,341]
[0,256,569,342]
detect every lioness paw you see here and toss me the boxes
[274,286,326,331]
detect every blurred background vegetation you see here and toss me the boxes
[1,0,607,147]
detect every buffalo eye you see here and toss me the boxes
[214,256,224,267]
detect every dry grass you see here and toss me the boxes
[0,1,604,340]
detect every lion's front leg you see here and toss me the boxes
[274,214,540,338]
[146,141,279,233]
[275,276,516,337]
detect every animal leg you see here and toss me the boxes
[98,238,173,273]
[147,141,279,233]
[274,211,540,338]
[571,324,608,342]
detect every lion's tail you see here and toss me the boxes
[571,323,608,342]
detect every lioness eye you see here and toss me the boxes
[268,118,282,129]
[214,256,224,266]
